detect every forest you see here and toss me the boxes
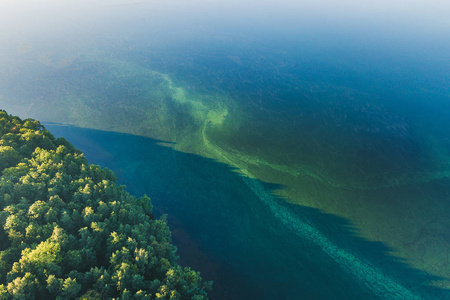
[0,110,210,299]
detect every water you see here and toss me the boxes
[1,1,450,298]
[46,124,448,299]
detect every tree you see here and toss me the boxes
[0,111,211,299]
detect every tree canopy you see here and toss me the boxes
[0,110,210,299]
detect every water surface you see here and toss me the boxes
[47,124,448,299]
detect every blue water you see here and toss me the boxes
[47,124,449,299]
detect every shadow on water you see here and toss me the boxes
[46,123,449,300]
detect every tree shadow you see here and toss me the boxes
[46,123,450,300]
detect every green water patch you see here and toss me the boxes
[46,124,449,299]
[0,54,232,149]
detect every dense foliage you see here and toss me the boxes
[0,110,210,299]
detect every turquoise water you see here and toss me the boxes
[1,1,450,298]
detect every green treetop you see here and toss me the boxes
[0,110,211,299]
